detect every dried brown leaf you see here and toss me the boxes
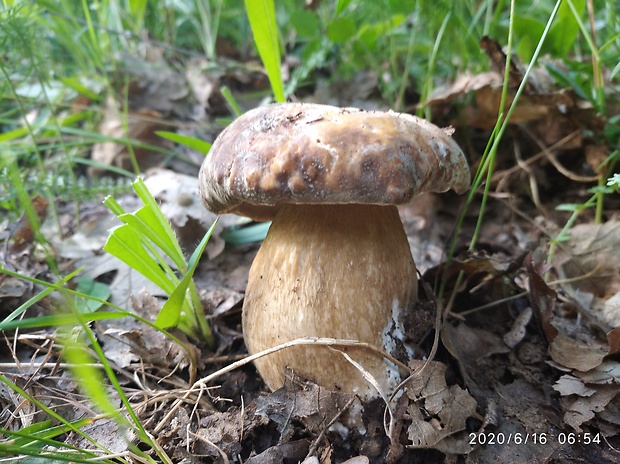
[562,385,619,432]
[10,195,48,252]
[555,220,620,329]
[526,255,559,342]
[197,409,244,458]
[66,418,128,453]
[255,375,354,441]
[441,323,510,368]
[608,328,620,355]
[406,360,477,454]
[547,333,608,371]
[553,361,620,433]
[574,360,620,385]
[0,276,28,300]
[244,440,310,464]
[553,374,597,397]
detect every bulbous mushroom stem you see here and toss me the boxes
[243,204,417,397]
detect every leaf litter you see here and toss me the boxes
[2,36,620,463]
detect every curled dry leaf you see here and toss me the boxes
[528,251,620,432]
[90,52,201,175]
[554,220,620,330]
[553,357,620,430]
[427,37,604,147]
[527,254,613,372]
[255,373,355,442]
[405,360,477,454]
[99,290,196,371]
[9,195,48,252]
[560,385,619,433]
[547,334,608,372]
[0,276,28,301]
[243,440,311,464]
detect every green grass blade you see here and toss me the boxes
[156,220,218,344]
[0,312,126,331]
[0,126,30,142]
[118,206,185,270]
[0,268,79,324]
[103,224,175,294]
[0,374,115,457]
[132,177,186,269]
[244,0,285,102]
[220,85,244,117]
[62,329,126,422]
[156,131,212,155]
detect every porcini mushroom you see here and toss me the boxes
[199,103,470,397]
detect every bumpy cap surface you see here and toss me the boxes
[199,102,470,220]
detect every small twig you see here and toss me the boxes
[239,395,245,442]
[202,354,248,365]
[187,430,230,464]
[335,349,394,438]
[457,291,528,318]
[545,149,600,182]
[514,139,547,215]
[492,129,580,186]
[153,337,408,434]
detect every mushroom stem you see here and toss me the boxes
[243,204,417,397]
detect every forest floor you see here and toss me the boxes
[1,35,620,464]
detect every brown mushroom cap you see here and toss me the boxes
[199,102,470,220]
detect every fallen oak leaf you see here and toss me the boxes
[574,360,620,385]
[561,385,619,433]
[553,374,597,397]
[547,333,608,372]
[405,360,477,454]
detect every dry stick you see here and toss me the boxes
[153,337,410,434]
[336,348,395,439]
[518,125,599,182]
[239,395,245,442]
[457,292,528,318]
[0,362,105,369]
[545,150,600,182]
[188,430,230,463]
[514,139,547,215]
[492,129,580,188]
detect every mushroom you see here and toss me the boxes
[199,102,470,397]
